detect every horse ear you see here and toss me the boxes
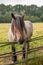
[11,13,16,19]
[22,14,25,19]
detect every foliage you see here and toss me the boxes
[0,4,43,22]
[25,16,41,22]
[40,14,43,21]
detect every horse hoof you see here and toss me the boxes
[19,39,24,44]
[22,54,25,59]
[12,56,17,62]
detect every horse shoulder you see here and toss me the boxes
[24,21,33,39]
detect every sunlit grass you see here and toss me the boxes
[0,22,43,65]
[0,23,43,53]
[0,23,43,42]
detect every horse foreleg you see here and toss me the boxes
[12,45,17,62]
[22,42,26,59]
[22,40,30,59]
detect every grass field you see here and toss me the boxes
[0,23,43,42]
[0,23,43,53]
[0,23,43,65]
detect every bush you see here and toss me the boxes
[0,13,42,23]
[25,15,41,22]
[30,16,41,22]
[0,12,11,23]
[40,14,43,21]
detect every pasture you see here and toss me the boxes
[0,23,43,41]
[0,22,43,65]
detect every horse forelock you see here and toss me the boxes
[14,15,24,31]
[11,15,24,40]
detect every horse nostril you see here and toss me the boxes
[19,39,24,44]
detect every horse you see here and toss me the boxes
[8,13,33,62]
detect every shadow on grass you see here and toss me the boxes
[6,55,43,65]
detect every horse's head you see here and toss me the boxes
[11,13,25,44]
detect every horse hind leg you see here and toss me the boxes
[27,33,32,51]
[12,45,17,62]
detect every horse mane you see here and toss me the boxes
[11,14,25,32]
[19,16,25,30]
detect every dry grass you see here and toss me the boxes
[0,23,43,42]
[33,23,43,37]
[0,22,43,65]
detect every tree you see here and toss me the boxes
[40,14,43,21]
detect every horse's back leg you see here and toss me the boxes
[12,45,17,62]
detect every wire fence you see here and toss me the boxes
[0,36,43,65]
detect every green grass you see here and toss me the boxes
[0,23,43,65]
[0,23,43,42]
[0,23,43,53]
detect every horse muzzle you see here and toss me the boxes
[18,39,24,44]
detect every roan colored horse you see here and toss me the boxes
[8,13,33,62]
